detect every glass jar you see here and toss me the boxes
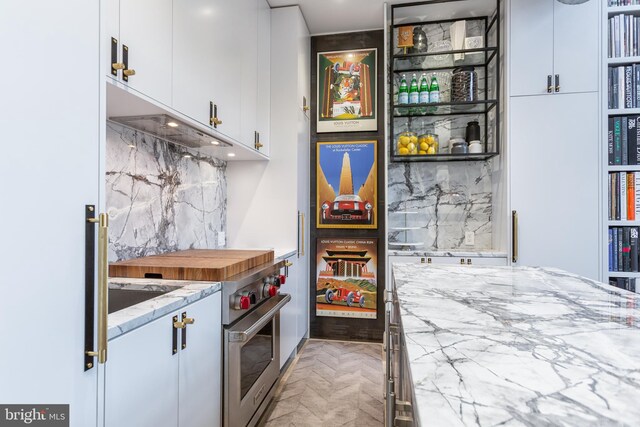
[396,131,418,155]
[418,133,439,155]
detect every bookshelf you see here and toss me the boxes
[605,1,640,293]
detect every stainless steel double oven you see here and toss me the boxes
[222,260,291,427]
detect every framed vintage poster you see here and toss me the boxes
[316,238,378,319]
[317,140,377,229]
[317,48,377,133]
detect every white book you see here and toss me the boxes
[621,172,628,221]
[619,67,626,108]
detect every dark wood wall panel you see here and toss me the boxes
[309,30,385,342]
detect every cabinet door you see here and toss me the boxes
[256,0,271,155]
[210,0,242,142]
[510,93,599,280]
[119,0,173,106]
[240,0,259,149]
[172,0,217,127]
[509,0,554,96]
[178,293,222,427]
[280,257,299,368]
[553,0,599,94]
[105,313,179,427]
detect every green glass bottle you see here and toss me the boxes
[409,73,419,104]
[398,74,409,105]
[419,73,430,104]
[429,75,440,103]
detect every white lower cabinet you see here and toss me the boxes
[280,256,299,368]
[104,292,222,427]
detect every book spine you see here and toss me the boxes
[629,116,638,165]
[616,173,621,220]
[623,116,629,164]
[630,173,637,221]
[615,117,622,165]
[611,228,618,271]
[620,67,626,108]
[618,227,624,272]
[631,227,639,272]
[609,228,614,272]
[624,227,631,272]
[609,174,613,220]
[621,171,628,220]
[635,172,640,218]
[609,117,615,165]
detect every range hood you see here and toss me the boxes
[109,114,233,150]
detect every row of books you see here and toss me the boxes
[609,0,640,5]
[609,227,640,272]
[608,14,640,58]
[609,277,638,293]
[609,172,640,220]
[608,66,640,109]
[607,116,640,165]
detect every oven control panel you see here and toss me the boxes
[231,274,283,311]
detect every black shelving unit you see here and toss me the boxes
[389,0,501,163]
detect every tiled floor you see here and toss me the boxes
[260,339,384,427]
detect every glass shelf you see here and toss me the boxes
[391,152,498,163]
[393,100,497,117]
[393,47,498,72]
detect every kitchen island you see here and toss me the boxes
[388,264,640,426]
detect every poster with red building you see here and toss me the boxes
[316,238,377,319]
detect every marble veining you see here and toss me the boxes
[388,161,492,251]
[106,122,227,262]
[392,264,640,426]
[108,279,221,340]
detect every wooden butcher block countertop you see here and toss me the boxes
[109,249,274,281]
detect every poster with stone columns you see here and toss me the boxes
[316,238,377,319]
[317,140,377,229]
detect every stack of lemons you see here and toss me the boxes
[396,132,418,155]
[418,134,438,155]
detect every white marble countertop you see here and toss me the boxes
[392,264,640,426]
[108,278,221,340]
[389,250,508,258]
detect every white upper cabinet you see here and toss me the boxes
[119,0,173,106]
[552,0,599,95]
[208,0,243,142]
[509,0,598,97]
[509,0,554,96]
[173,0,217,127]
[240,0,259,150]
[256,0,271,156]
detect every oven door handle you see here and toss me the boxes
[228,293,291,343]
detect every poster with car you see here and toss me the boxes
[316,238,377,319]
[316,140,377,229]
[317,48,377,133]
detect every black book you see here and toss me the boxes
[623,227,631,272]
[613,227,619,272]
[631,227,639,272]
[609,174,613,220]
[629,116,638,165]
[612,67,619,109]
[623,117,629,165]
[635,116,640,164]
[614,117,622,165]
[618,227,624,272]
[609,117,615,165]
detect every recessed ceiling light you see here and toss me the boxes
[183,154,192,159]
[227,153,236,157]
[211,140,220,145]
[128,144,135,149]
[167,121,178,128]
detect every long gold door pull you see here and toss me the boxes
[512,210,518,263]
[87,213,109,364]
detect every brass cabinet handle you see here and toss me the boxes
[284,261,293,267]
[302,105,310,111]
[254,131,263,150]
[512,210,518,263]
[112,62,125,70]
[555,74,560,93]
[174,321,186,329]
[123,69,136,77]
[86,213,109,364]
[183,317,195,325]
[547,75,553,93]
[211,117,222,126]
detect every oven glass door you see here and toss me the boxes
[240,320,274,399]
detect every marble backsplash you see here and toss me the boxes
[388,161,492,250]
[106,122,226,262]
